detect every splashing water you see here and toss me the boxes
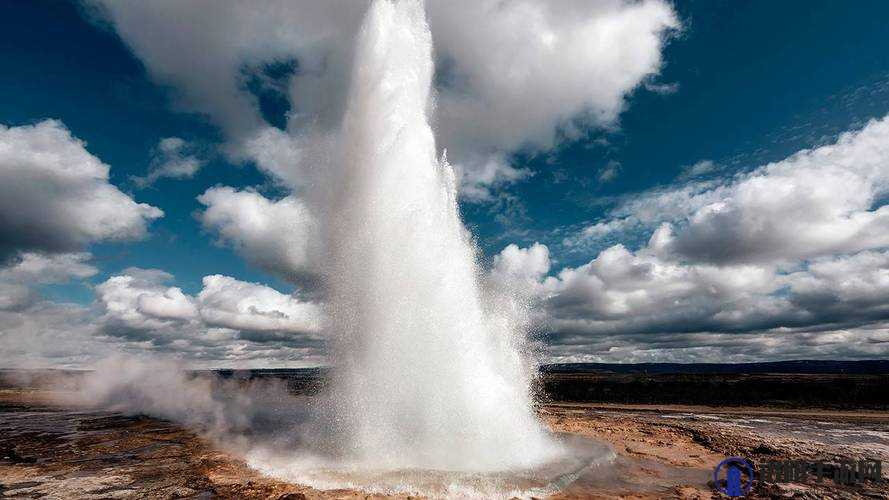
[319,0,561,472]
[45,0,607,495]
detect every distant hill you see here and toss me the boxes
[213,360,889,376]
[540,360,889,374]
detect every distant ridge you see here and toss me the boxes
[5,360,888,377]
[540,360,889,374]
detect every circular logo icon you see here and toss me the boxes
[713,457,754,497]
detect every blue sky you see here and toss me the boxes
[1,0,280,298]
[2,0,889,367]
[469,1,889,259]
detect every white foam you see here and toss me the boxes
[316,0,561,472]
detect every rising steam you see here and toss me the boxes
[55,0,578,495]
[318,0,560,472]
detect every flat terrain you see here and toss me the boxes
[2,387,888,499]
[543,403,889,499]
[539,371,889,409]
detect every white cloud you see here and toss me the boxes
[0,254,114,369]
[95,268,322,344]
[0,252,97,312]
[197,187,319,281]
[494,115,889,361]
[429,0,678,195]
[786,251,889,319]
[677,159,716,180]
[89,0,678,199]
[197,274,323,337]
[665,116,889,265]
[86,0,365,140]
[237,127,313,190]
[497,238,889,361]
[0,283,34,311]
[487,243,552,332]
[0,120,163,260]
[490,242,550,291]
[0,252,97,284]
[541,326,889,364]
[539,242,788,334]
[96,268,198,335]
[454,154,532,202]
[574,115,889,265]
[643,80,679,95]
[0,301,110,368]
[597,160,622,183]
[0,248,322,367]
[132,137,204,187]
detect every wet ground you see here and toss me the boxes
[1,390,888,499]
[543,403,889,499]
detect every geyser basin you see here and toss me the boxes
[238,0,578,493]
[246,434,615,498]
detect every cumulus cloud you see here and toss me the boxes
[132,137,204,187]
[0,264,325,367]
[0,252,97,285]
[499,239,889,361]
[88,0,678,199]
[663,117,889,264]
[0,124,317,368]
[1,279,326,367]
[0,252,98,312]
[95,267,323,346]
[428,0,678,195]
[0,300,109,368]
[0,120,163,261]
[0,255,110,368]
[542,326,889,364]
[85,0,365,140]
[490,242,550,294]
[456,154,533,202]
[572,115,889,264]
[96,268,198,336]
[501,115,889,362]
[0,283,33,312]
[786,251,889,323]
[539,241,792,335]
[197,187,319,282]
[198,274,323,340]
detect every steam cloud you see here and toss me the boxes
[60,356,319,458]
[39,1,642,495]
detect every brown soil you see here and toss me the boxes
[543,403,889,499]
[2,390,888,499]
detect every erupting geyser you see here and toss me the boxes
[323,0,560,471]
[245,0,612,494]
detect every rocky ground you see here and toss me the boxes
[544,403,889,499]
[1,389,888,499]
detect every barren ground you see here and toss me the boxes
[1,389,888,499]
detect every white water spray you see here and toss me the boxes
[321,0,560,471]
[44,0,606,494]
